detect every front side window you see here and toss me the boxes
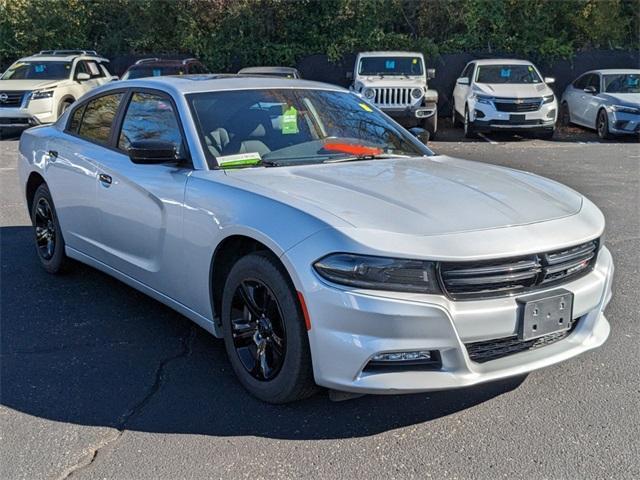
[586,74,601,93]
[77,93,123,144]
[476,64,542,84]
[460,63,474,80]
[573,75,588,89]
[1,61,72,80]
[118,92,184,155]
[358,57,423,76]
[188,89,431,167]
[68,104,86,133]
[603,73,640,93]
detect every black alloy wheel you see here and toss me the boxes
[34,196,56,260]
[229,278,287,381]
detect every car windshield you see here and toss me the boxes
[1,61,72,80]
[122,66,185,80]
[476,64,542,84]
[188,88,431,167]
[603,73,640,93]
[358,57,423,76]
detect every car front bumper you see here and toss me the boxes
[0,102,56,129]
[287,245,613,394]
[379,103,437,124]
[470,99,557,132]
[608,110,640,135]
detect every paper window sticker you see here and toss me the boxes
[282,106,299,134]
[385,60,396,69]
[217,152,262,168]
[153,69,162,76]
[500,68,511,78]
[87,62,100,75]
[628,76,639,86]
[412,58,418,64]
[35,65,45,73]
[359,102,373,112]
[528,66,534,72]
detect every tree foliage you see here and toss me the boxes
[1,0,638,70]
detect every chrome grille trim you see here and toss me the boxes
[439,240,599,300]
[0,90,28,108]
[494,97,542,113]
[373,88,413,107]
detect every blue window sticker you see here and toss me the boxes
[35,64,45,73]
[152,68,162,76]
[627,76,639,86]
[385,60,396,69]
[500,68,511,78]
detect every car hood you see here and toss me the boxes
[0,79,62,91]
[475,82,552,98]
[600,92,640,106]
[230,156,583,236]
[356,77,426,88]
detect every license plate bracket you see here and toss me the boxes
[510,114,526,123]
[516,289,574,341]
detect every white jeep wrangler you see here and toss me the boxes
[349,51,438,137]
[0,50,115,133]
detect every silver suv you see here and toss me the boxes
[0,50,115,133]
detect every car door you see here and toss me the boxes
[93,89,191,299]
[564,74,587,124]
[453,63,474,116]
[572,74,596,126]
[45,91,125,259]
[582,73,602,128]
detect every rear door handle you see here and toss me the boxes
[99,173,112,187]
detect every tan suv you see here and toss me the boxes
[0,50,116,133]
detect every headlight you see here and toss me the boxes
[610,104,640,114]
[411,88,423,99]
[542,94,555,104]
[363,88,375,100]
[313,253,441,294]
[31,90,54,100]
[473,94,494,105]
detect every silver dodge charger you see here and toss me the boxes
[18,75,614,403]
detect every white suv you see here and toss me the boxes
[452,59,557,139]
[0,50,115,133]
[349,51,438,137]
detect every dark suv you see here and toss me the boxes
[121,58,209,80]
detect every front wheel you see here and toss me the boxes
[422,114,437,140]
[597,109,612,139]
[31,183,71,274]
[559,102,571,127]
[464,106,476,138]
[221,252,317,403]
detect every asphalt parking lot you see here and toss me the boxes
[1,125,639,480]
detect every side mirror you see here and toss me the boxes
[427,68,436,80]
[583,86,597,94]
[544,77,555,84]
[346,71,353,80]
[408,127,430,144]
[456,77,469,85]
[128,140,179,164]
[76,72,91,81]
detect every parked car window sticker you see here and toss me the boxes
[87,61,101,77]
[217,152,263,168]
[281,105,299,134]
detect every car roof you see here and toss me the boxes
[18,51,108,62]
[472,59,535,66]
[581,69,640,75]
[357,51,424,58]
[93,75,346,97]
[238,66,299,74]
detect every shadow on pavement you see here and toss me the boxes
[1,225,526,440]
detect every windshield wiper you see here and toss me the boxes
[323,153,409,164]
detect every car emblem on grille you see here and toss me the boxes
[0,93,8,103]
[514,99,524,104]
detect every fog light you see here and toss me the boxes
[547,109,556,119]
[474,109,485,119]
[372,350,432,362]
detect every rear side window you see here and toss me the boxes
[68,104,85,133]
[118,92,184,155]
[77,93,123,144]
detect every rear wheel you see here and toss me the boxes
[597,109,612,139]
[221,252,316,403]
[31,183,71,274]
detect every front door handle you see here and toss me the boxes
[99,173,112,187]
[48,150,58,161]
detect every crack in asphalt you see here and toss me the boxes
[54,325,196,480]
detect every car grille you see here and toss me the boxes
[438,239,599,300]
[465,317,581,363]
[0,91,28,108]
[494,97,542,113]
[373,88,413,107]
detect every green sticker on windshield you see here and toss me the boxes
[282,105,299,134]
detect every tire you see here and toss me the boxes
[451,102,460,127]
[559,102,571,127]
[220,251,317,403]
[536,129,555,140]
[597,109,612,139]
[422,114,437,140]
[58,99,73,119]
[464,106,476,138]
[31,183,71,274]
